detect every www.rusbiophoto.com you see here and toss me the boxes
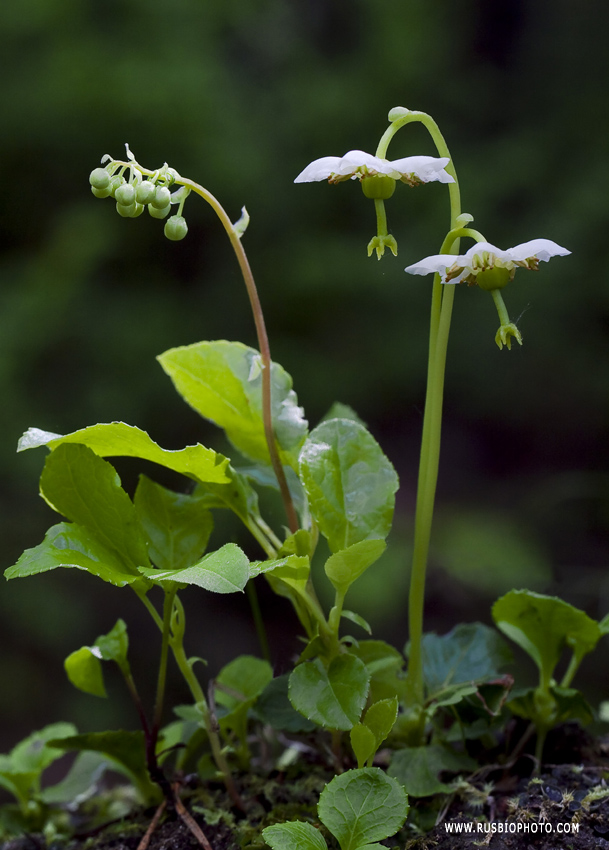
[444,819,580,836]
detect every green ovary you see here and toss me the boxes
[361,175,396,200]
[477,266,511,291]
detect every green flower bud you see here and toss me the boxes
[148,203,171,220]
[136,180,156,205]
[115,183,136,206]
[116,201,137,218]
[151,186,171,209]
[91,185,111,199]
[477,266,511,291]
[361,175,396,200]
[164,215,188,241]
[89,168,110,190]
[108,175,125,198]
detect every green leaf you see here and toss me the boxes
[349,724,377,769]
[139,542,249,593]
[19,422,229,485]
[508,685,594,727]
[192,465,261,527]
[158,340,308,469]
[362,697,399,747]
[134,475,213,571]
[4,522,146,587]
[350,640,406,704]
[47,731,161,804]
[263,821,327,850]
[0,723,77,808]
[299,419,398,553]
[341,610,372,635]
[249,555,310,581]
[389,745,475,797]
[94,618,130,674]
[492,590,602,687]
[39,443,149,572]
[288,655,370,730]
[65,646,106,697]
[324,540,386,594]
[318,767,409,850]
[420,622,513,698]
[255,675,316,733]
[321,402,366,426]
[215,655,273,714]
[39,751,110,805]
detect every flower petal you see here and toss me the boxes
[294,156,342,183]
[390,155,454,184]
[338,150,392,176]
[506,239,571,263]
[404,254,453,276]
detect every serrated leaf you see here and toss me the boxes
[255,675,316,733]
[134,475,213,571]
[39,443,149,572]
[288,655,369,731]
[299,419,398,553]
[318,767,409,850]
[263,821,327,850]
[19,423,229,485]
[388,745,475,797]
[492,590,602,688]
[4,522,145,587]
[324,540,386,594]
[420,622,513,699]
[139,542,249,593]
[47,731,160,804]
[158,341,307,469]
[363,697,399,747]
[65,646,106,697]
[249,555,310,581]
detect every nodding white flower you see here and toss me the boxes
[404,239,571,286]
[295,150,454,187]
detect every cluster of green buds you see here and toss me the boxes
[89,145,190,241]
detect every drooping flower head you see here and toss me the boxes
[295,150,454,188]
[404,239,571,289]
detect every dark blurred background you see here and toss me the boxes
[1,0,608,755]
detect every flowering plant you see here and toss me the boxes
[2,106,605,848]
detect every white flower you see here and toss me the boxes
[294,150,454,186]
[404,239,571,285]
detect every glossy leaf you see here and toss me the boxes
[324,540,386,594]
[47,731,161,804]
[158,341,307,469]
[263,821,327,850]
[389,745,475,797]
[420,622,513,698]
[134,475,213,571]
[139,542,249,593]
[318,767,409,850]
[5,522,145,587]
[255,675,316,733]
[19,422,229,485]
[39,443,149,572]
[288,655,370,730]
[299,419,398,553]
[65,646,106,697]
[492,590,602,687]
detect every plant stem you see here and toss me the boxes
[152,587,177,737]
[246,580,271,662]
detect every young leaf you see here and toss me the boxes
[94,618,130,675]
[350,697,399,769]
[288,655,370,730]
[492,590,602,687]
[64,646,106,697]
[389,745,475,797]
[19,422,230,485]
[341,610,372,635]
[138,542,249,593]
[4,522,145,588]
[263,821,327,850]
[324,540,386,594]
[420,622,513,698]
[350,640,406,704]
[299,419,398,553]
[215,655,273,747]
[158,341,308,469]
[47,731,161,804]
[255,675,316,733]
[134,475,213,571]
[39,443,150,572]
[349,724,377,769]
[318,767,409,850]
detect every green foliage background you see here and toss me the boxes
[1,0,607,753]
